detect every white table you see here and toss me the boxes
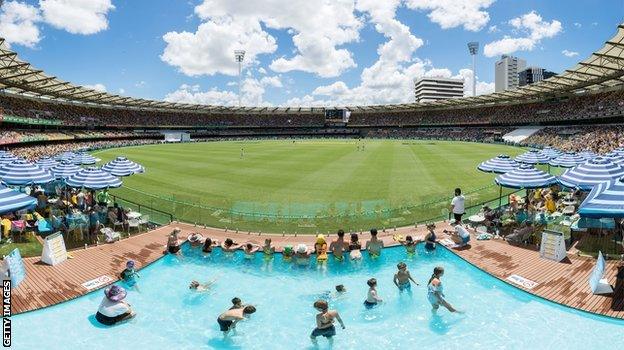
[127,211,142,219]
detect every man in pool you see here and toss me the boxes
[217,305,256,337]
[393,262,419,292]
[365,228,384,258]
[310,300,345,345]
[329,229,348,262]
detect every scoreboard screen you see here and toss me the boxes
[325,109,345,119]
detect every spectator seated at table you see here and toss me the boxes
[515,208,528,224]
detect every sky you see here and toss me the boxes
[0,0,622,107]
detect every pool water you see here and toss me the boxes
[12,244,624,349]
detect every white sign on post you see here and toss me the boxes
[41,232,67,266]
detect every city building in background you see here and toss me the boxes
[519,67,557,86]
[495,55,526,92]
[414,77,464,102]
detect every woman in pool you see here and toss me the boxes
[427,266,461,313]
[282,245,294,261]
[221,238,240,254]
[95,285,135,326]
[294,244,311,266]
[119,260,139,289]
[310,300,345,346]
[242,242,260,259]
[424,223,437,251]
[187,232,204,248]
[202,237,218,255]
[165,228,182,255]
[349,233,362,260]
[314,235,328,264]
[364,278,382,309]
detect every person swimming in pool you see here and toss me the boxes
[202,237,218,255]
[365,228,384,258]
[221,238,240,254]
[189,277,217,292]
[315,234,329,264]
[217,305,256,337]
[424,223,438,251]
[242,242,260,259]
[329,229,348,262]
[229,297,245,310]
[427,266,462,313]
[398,235,417,255]
[120,260,140,290]
[310,300,345,346]
[349,234,362,261]
[319,284,347,301]
[364,278,382,309]
[393,262,419,292]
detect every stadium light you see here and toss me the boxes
[234,50,246,107]
[467,42,479,97]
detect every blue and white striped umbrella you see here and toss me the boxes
[0,159,54,185]
[578,150,598,161]
[66,167,122,190]
[72,152,97,165]
[558,157,624,191]
[477,154,518,174]
[603,151,624,166]
[49,161,82,179]
[514,150,551,164]
[495,164,557,189]
[36,156,58,170]
[578,178,624,218]
[0,153,19,165]
[101,156,145,177]
[54,152,77,163]
[539,147,563,159]
[548,152,586,168]
[0,184,37,214]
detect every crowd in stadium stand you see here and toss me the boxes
[363,127,513,143]
[6,139,160,161]
[522,125,624,153]
[2,88,623,127]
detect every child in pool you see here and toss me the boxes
[364,278,382,309]
[319,285,347,301]
[393,262,419,292]
[262,238,275,259]
[398,235,417,255]
[120,260,139,288]
[189,278,217,292]
[230,297,244,309]
[242,242,260,259]
[282,245,294,261]
[349,234,362,260]
[315,235,329,263]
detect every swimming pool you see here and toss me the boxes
[12,244,624,349]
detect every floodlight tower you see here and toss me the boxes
[234,50,246,106]
[467,42,479,97]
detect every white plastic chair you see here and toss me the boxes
[138,215,150,231]
[128,218,140,234]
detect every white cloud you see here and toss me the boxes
[118,88,125,94]
[0,1,42,48]
[405,0,495,31]
[39,0,114,35]
[83,83,107,92]
[135,81,147,88]
[257,67,267,74]
[573,22,581,28]
[162,0,362,78]
[484,11,562,57]
[488,25,498,33]
[562,49,579,57]
[260,76,283,88]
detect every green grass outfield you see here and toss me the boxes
[94,139,525,233]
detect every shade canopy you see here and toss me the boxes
[49,161,82,179]
[66,167,122,190]
[72,152,97,165]
[539,147,563,159]
[0,153,19,165]
[477,154,519,174]
[36,156,59,170]
[558,157,624,191]
[495,164,558,189]
[0,159,55,185]
[548,153,586,168]
[578,178,624,218]
[101,157,145,177]
[515,150,551,164]
[603,152,624,166]
[578,150,598,161]
[55,152,77,162]
[0,184,37,214]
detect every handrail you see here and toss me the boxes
[110,194,174,223]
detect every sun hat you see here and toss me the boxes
[126,260,135,269]
[296,243,308,253]
[104,285,127,302]
[283,245,293,254]
[188,232,203,242]
[316,234,326,245]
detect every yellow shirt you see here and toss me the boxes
[533,189,542,200]
[1,218,11,237]
[545,198,556,213]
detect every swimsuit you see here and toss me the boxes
[311,325,336,338]
[425,232,437,251]
[316,244,328,262]
[168,245,180,254]
[363,300,377,309]
[217,318,234,332]
[333,254,344,262]
[121,270,137,287]
[427,282,443,305]
[398,281,411,291]
[95,311,132,326]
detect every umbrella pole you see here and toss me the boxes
[498,185,502,209]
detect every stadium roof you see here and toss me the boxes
[1,23,623,114]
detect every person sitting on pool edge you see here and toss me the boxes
[349,234,362,260]
[202,237,218,255]
[329,229,348,262]
[310,299,345,346]
[365,228,384,258]
[364,278,382,309]
[95,285,136,326]
[217,305,257,337]
[314,234,329,264]
[393,262,419,292]
[295,244,311,266]
[165,228,182,255]
[119,260,140,289]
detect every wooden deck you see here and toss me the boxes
[10,221,624,320]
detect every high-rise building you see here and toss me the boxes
[414,77,464,103]
[519,67,557,86]
[494,55,526,92]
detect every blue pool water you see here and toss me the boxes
[11,244,624,349]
